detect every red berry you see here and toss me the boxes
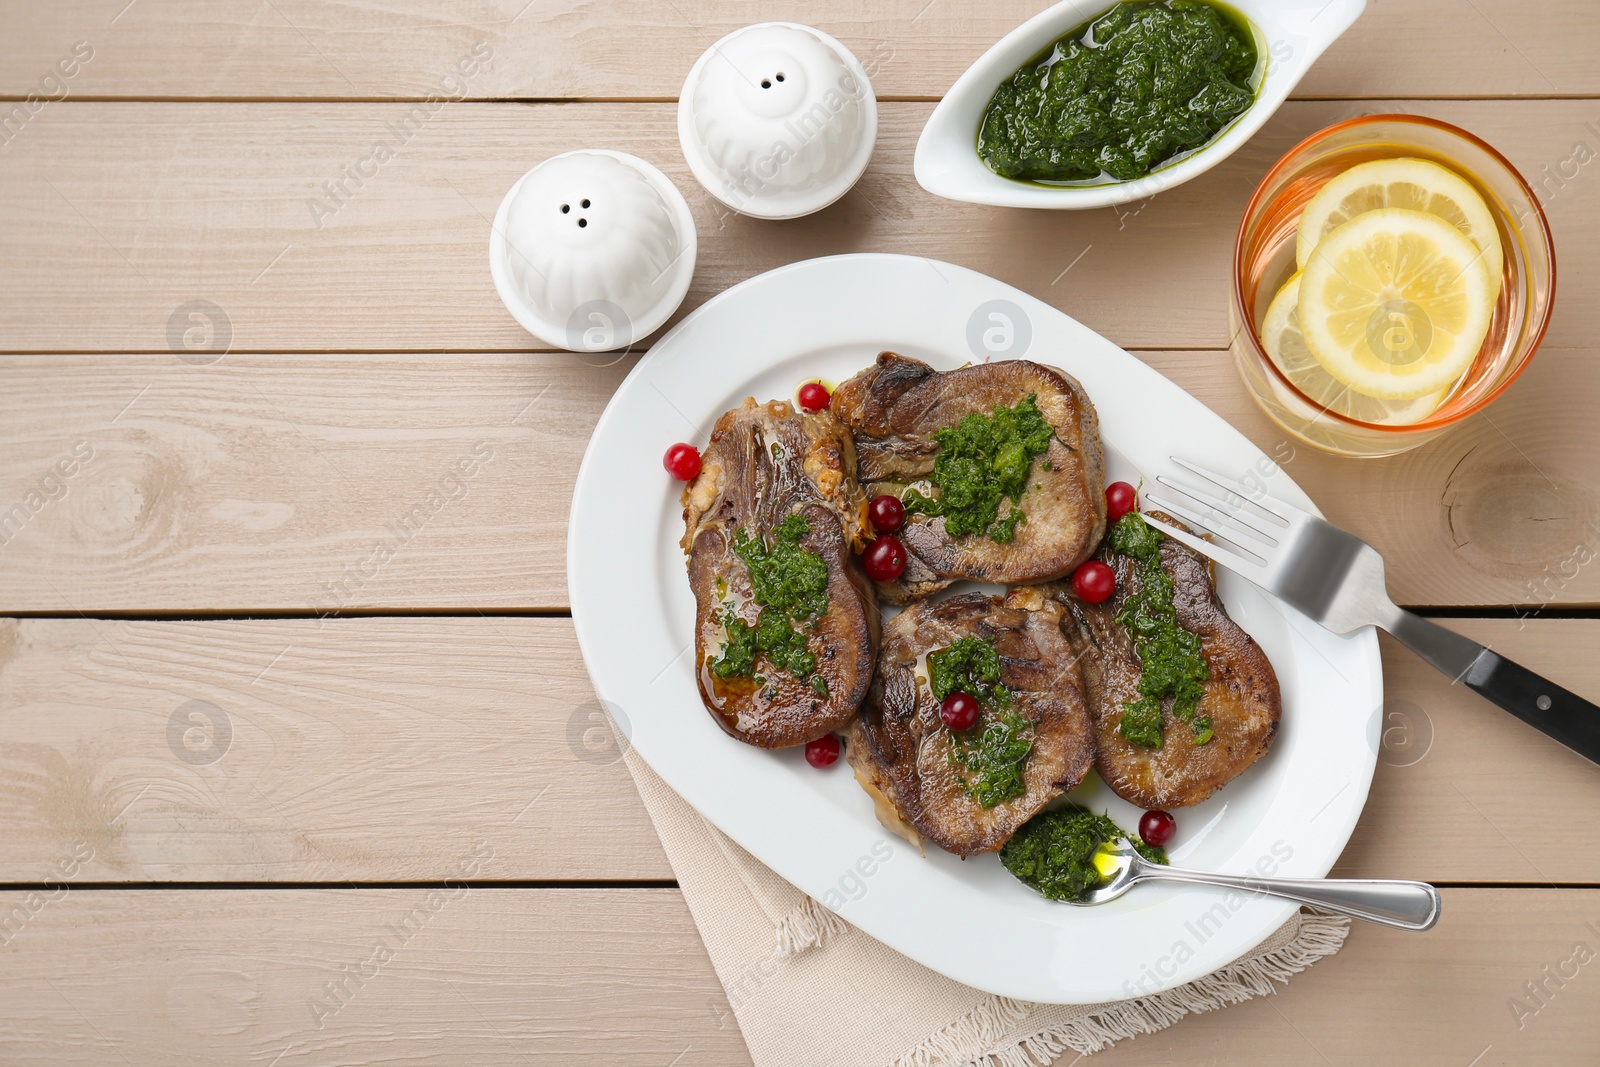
[805,734,841,768]
[1071,560,1116,603]
[1139,809,1176,847]
[868,494,905,533]
[797,382,831,413]
[862,536,907,582]
[1106,481,1137,524]
[941,692,980,732]
[663,442,701,481]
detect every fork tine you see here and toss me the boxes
[1169,456,1300,527]
[1141,512,1274,587]
[1143,492,1273,565]
[1150,476,1279,547]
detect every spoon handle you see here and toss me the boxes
[1136,862,1442,931]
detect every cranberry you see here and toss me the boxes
[1139,809,1176,847]
[862,536,907,582]
[868,494,905,534]
[663,442,701,481]
[1106,481,1137,524]
[805,734,841,768]
[1071,560,1116,603]
[941,692,980,732]
[797,382,831,413]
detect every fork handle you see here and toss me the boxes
[1387,609,1600,767]
[1135,863,1441,931]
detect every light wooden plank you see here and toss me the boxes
[0,617,672,882]
[1,0,1596,100]
[0,99,1592,354]
[2,616,1596,884]
[0,888,745,1066]
[1336,618,1600,883]
[2,346,1594,613]
[0,352,624,613]
[0,886,1595,1065]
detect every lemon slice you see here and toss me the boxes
[1297,208,1493,400]
[1260,272,1448,424]
[1295,157,1502,295]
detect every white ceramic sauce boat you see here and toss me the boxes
[914,0,1367,209]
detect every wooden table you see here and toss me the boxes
[2,2,1598,1063]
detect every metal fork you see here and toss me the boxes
[1143,458,1600,767]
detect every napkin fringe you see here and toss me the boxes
[890,912,1350,1066]
[775,896,852,957]
[886,994,1034,1067]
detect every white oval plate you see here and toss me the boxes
[569,254,1380,1004]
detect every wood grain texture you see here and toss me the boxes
[0,100,1594,354]
[1,615,1596,884]
[0,353,625,613]
[1336,618,1600,883]
[0,888,745,1066]
[0,617,670,882]
[0,886,1595,1065]
[1,347,1594,613]
[1,0,1596,100]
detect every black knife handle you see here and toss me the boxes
[1386,610,1600,767]
[1463,649,1600,767]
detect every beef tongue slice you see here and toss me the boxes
[846,588,1094,857]
[832,352,1106,603]
[1057,512,1282,808]
[682,399,878,749]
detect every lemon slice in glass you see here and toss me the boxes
[1261,272,1448,425]
[1295,157,1503,296]
[1297,208,1494,401]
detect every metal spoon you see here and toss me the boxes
[1067,839,1442,931]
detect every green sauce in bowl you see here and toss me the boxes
[977,0,1260,185]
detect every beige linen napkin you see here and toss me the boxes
[622,750,1349,1067]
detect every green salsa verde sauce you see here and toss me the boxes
[711,514,830,684]
[901,394,1055,543]
[978,0,1259,185]
[1108,512,1212,747]
[1000,806,1168,902]
[928,635,1035,809]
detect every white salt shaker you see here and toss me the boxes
[678,22,877,220]
[489,150,697,352]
